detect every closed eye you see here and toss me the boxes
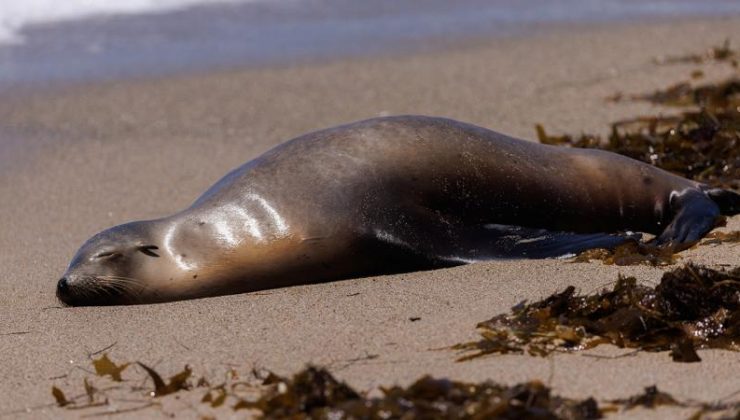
[94,251,121,260]
[137,245,160,258]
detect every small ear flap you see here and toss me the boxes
[706,188,740,216]
[137,245,160,257]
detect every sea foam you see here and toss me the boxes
[0,0,250,44]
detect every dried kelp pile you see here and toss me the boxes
[536,42,739,190]
[247,366,602,420]
[218,368,738,419]
[454,264,740,363]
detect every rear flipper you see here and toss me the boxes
[706,188,740,216]
[655,188,724,251]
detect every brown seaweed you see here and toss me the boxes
[51,386,71,407]
[237,368,740,419]
[48,359,739,419]
[51,354,197,412]
[572,227,735,269]
[201,385,228,408]
[572,242,679,266]
[454,264,740,362]
[609,385,682,409]
[605,385,739,419]
[247,366,602,420]
[634,78,740,109]
[137,362,192,397]
[654,39,738,66]
[92,353,129,382]
[50,359,606,418]
[242,366,360,416]
[701,230,740,245]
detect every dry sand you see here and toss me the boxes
[0,16,739,419]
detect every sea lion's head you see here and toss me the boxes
[57,221,179,306]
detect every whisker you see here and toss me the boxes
[80,275,148,303]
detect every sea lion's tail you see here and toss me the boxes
[706,188,740,216]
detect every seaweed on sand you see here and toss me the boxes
[607,385,739,418]
[609,385,680,410]
[236,368,740,419]
[51,358,604,419]
[454,264,740,363]
[47,359,738,418]
[701,230,740,245]
[245,366,602,420]
[653,39,738,65]
[50,353,193,413]
[572,242,679,266]
[572,229,739,267]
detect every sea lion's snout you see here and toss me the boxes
[56,274,91,306]
[56,277,71,302]
[56,275,97,306]
[56,272,131,306]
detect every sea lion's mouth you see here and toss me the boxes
[56,275,140,307]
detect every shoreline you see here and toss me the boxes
[0,16,738,418]
[2,12,740,93]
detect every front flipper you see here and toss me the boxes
[442,224,641,261]
[655,188,722,250]
[375,205,642,264]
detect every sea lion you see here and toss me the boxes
[57,116,739,306]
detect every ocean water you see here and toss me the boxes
[0,0,245,45]
[1,0,739,88]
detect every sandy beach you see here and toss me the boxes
[0,16,739,418]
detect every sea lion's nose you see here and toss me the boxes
[56,277,70,299]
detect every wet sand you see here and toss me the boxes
[0,16,738,418]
